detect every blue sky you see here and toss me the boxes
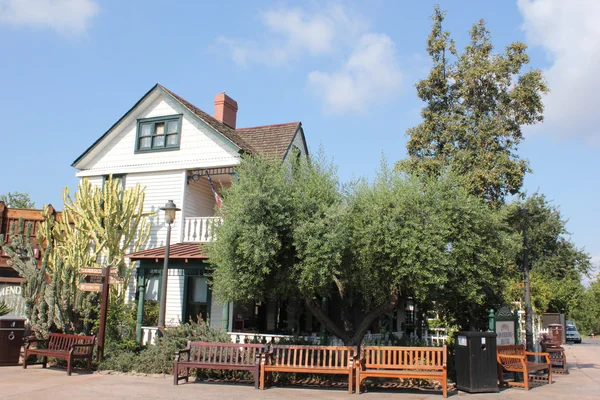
[1,0,598,278]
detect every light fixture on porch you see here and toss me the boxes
[157,200,180,336]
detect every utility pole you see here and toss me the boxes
[521,208,533,352]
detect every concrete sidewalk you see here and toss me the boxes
[1,339,598,399]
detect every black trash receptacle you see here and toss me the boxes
[0,316,26,366]
[454,331,499,393]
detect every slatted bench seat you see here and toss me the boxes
[260,345,357,393]
[497,345,552,390]
[173,342,267,388]
[356,345,448,398]
[23,333,95,376]
[541,334,568,374]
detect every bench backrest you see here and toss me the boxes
[187,341,266,366]
[497,344,525,368]
[48,333,95,354]
[361,345,447,371]
[268,345,356,369]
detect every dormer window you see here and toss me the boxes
[136,114,182,152]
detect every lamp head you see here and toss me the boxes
[160,200,180,224]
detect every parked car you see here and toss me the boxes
[566,325,582,343]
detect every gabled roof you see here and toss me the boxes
[238,122,302,159]
[72,84,306,168]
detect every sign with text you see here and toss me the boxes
[78,283,103,292]
[80,267,104,275]
[496,321,516,345]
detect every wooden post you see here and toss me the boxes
[136,268,146,344]
[97,265,111,362]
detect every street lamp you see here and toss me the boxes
[158,200,180,335]
[520,207,533,351]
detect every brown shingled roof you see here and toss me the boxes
[158,85,258,154]
[126,242,208,261]
[237,122,301,159]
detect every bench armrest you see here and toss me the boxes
[525,351,551,364]
[175,349,190,362]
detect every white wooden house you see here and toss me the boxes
[72,84,435,346]
[72,84,308,342]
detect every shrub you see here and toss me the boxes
[98,318,231,374]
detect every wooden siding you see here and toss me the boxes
[76,94,241,177]
[124,170,186,247]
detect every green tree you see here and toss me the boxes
[0,191,35,208]
[398,6,548,206]
[505,193,591,316]
[208,155,514,344]
[571,277,600,335]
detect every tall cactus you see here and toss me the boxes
[61,177,153,301]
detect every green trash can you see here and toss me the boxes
[454,331,499,393]
[0,316,26,366]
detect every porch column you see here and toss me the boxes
[136,268,146,344]
[222,302,230,331]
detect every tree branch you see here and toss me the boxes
[349,290,400,346]
[305,298,350,343]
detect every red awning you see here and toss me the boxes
[126,243,208,261]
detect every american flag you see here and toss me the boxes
[205,169,222,208]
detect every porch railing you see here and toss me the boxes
[183,216,223,242]
[141,326,159,345]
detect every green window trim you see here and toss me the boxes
[135,114,183,153]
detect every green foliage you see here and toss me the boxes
[208,153,515,344]
[571,277,600,335]
[0,302,11,316]
[398,6,548,206]
[0,191,35,208]
[505,193,590,315]
[99,319,230,374]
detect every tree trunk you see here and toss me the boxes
[305,298,351,343]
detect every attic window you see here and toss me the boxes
[136,114,182,152]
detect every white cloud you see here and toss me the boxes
[218,5,365,67]
[0,0,99,36]
[308,33,402,114]
[218,4,401,114]
[518,0,600,141]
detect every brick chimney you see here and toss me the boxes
[214,93,238,129]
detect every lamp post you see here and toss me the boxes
[520,207,533,351]
[158,200,180,336]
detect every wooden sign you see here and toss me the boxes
[80,267,104,275]
[78,283,103,292]
[84,275,124,285]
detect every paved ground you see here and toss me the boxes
[1,339,599,399]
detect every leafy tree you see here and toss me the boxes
[571,277,600,335]
[208,155,515,344]
[505,193,591,316]
[398,6,548,206]
[0,191,35,208]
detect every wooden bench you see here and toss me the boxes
[173,342,266,388]
[260,345,357,393]
[541,335,568,374]
[497,345,552,390]
[356,345,448,398]
[23,333,95,376]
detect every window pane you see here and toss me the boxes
[139,137,151,149]
[153,136,165,147]
[155,122,165,135]
[166,134,178,146]
[140,123,152,137]
[167,120,178,134]
[191,276,208,303]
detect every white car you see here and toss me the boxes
[566,326,582,344]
